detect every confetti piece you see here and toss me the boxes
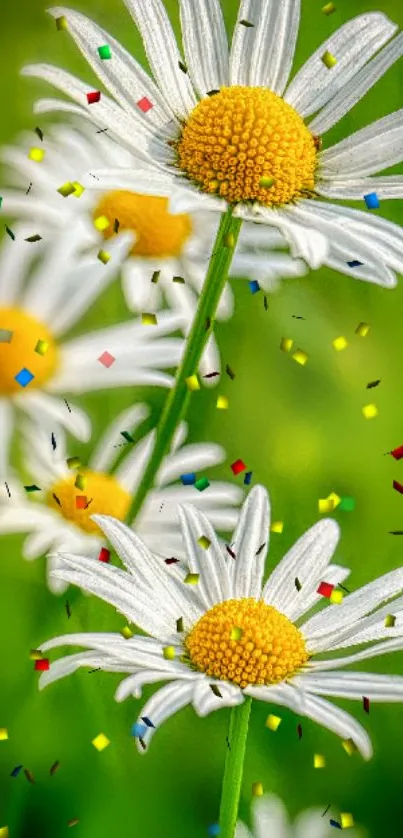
[52,493,61,507]
[341,813,354,829]
[181,473,196,486]
[367,379,381,390]
[121,626,133,639]
[264,296,269,311]
[280,337,293,353]
[327,492,341,508]
[318,498,334,513]
[338,496,355,511]
[98,547,110,563]
[226,545,236,559]
[252,782,263,797]
[178,60,188,73]
[329,589,343,605]
[210,684,222,698]
[131,722,147,738]
[75,496,87,510]
[98,351,115,367]
[356,322,370,337]
[332,336,348,351]
[231,459,246,475]
[292,314,306,320]
[224,233,235,248]
[362,403,378,419]
[391,445,403,460]
[317,581,334,598]
[184,573,199,584]
[173,275,185,283]
[204,372,220,379]
[26,183,32,194]
[265,714,282,731]
[15,368,34,387]
[292,349,309,365]
[34,339,49,356]
[68,820,80,828]
[75,474,86,491]
[25,234,42,243]
[97,249,111,264]
[216,395,229,409]
[98,44,111,59]
[28,147,45,162]
[342,738,357,755]
[141,313,158,326]
[24,769,35,784]
[150,271,161,286]
[322,2,336,14]
[244,471,252,486]
[313,754,326,768]
[0,729,8,741]
[165,557,179,565]
[10,765,23,778]
[198,535,211,550]
[67,456,81,470]
[207,826,220,837]
[295,577,302,592]
[230,627,243,641]
[92,733,110,751]
[137,96,153,112]
[255,542,266,556]
[34,659,49,671]
[364,192,380,210]
[207,90,220,97]
[24,485,41,493]
[57,182,76,197]
[297,724,303,739]
[71,181,85,198]
[321,50,337,68]
[176,617,184,633]
[389,530,403,535]
[385,614,396,627]
[195,477,210,492]
[87,91,101,104]
[393,480,403,495]
[330,820,342,830]
[4,483,11,498]
[0,828,9,838]
[347,260,363,268]
[163,646,176,660]
[270,521,284,533]
[239,19,254,27]
[0,329,13,343]
[259,176,276,188]
[249,280,260,294]
[186,374,200,391]
[55,15,67,29]
[94,215,110,232]
[363,696,370,714]
[225,364,235,380]
[50,760,60,775]
[30,649,44,660]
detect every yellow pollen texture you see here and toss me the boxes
[47,470,131,534]
[92,191,193,257]
[185,598,309,689]
[0,308,59,394]
[176,86,317,206]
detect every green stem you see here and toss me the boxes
[219,697,252,838]
[127,206,242,524]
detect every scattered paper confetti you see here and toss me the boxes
[297,724,303,739]
[255,542,266,556]
[393,480,403,495]
[151,270,161,284]
[225,364,235,380]
[319,498,334,513]
[364,192,380,209]
[341,813,354,829]
[313,754,326,768]
[94,214,110,232]
[186,374,200,391]
[163,646,176,660]
[137,96,153,112]
[322,3,336,14]
[385,614,396,627]
[184,573,199,584]
[244,471,252,486]
[75,474,86,490]
[15,368,34,387]
[363,696,370,714]
[24,769,35,784]
[24,485,41,493]
[195,477,210,492]
[98,44,111,59]
[329,589,343,605]
[204,372,220,379]
[226,545,236,559]
[317,581,334,598]
[362,403,378,419]
[141,313,158,325]
[34,658,49,671]
[295,577,302,592]
[249,279,260,293]
[0,828,9,838]
[207,826,220,837]
[87,90,101,104]
[176,617,184,633]
[131,722,147,739]
[198,535,211,550]
[72,181,85,198]
[28,147,45,162]
[356,322,370,337]
[50,760,60,775]
[216,395,228,409]
[342,738,357,755]
[391,445,403,460]
[67,820,80,828]
[98,547,110,563]
[172,275,185,284]
[332,336,348,351]
[338,496,355,511]
[97,249,111,264]
[252,782,264,797]
[347,260,363,268]
[75,496,87,510]
[181,473,196,485]
[0,329,13,343]
[265,714,282,731]
[10,765,23,778]
[322,50,337,68]
[239,19,254,27]
[292,349,308,365]
[165,557,179,565]
[330,820,342,830]
[34,339,49,355]
[230,627,243,641]
[224,233,235,248]
[30,649,44,660]
[231,459,246,475]
[55,15,68,29]
[178,60,188,73]
[92,733,110,751]
[280,337,293,353]
[121,626,133,639]
[57,182,76,197]
[0,729,8,741]
[98,351,115,368]
[25,234,42,243]
[210,684,222,698]
[259,175,276,188]
[67,456,81,470]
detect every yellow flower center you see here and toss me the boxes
[47,470,131,534]
[0,308,59,394]
[185,598,309,689]
[176,86,317,206]
[92,191,193,257]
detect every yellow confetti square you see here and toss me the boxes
[198,535,211,550]
[163,646,176,660]
[322,2,336,13]
[385,614,396,627]
[322,50,337,68]
[259,176,276,188]
[71,181,85,198]
[362,403,378,419]
[141,313,158,326]
[265,714,282,731]
[332,336,348,351]
[34,339,49,356]
[252,782,263,797]
[330,589,344,605]
[75,474,86,491]
[224,233,235,248]
[327,492,341,508]
[184,573,199,584]
[319,498,334,513]
[28,147,45,162]
[230,627,243,641]
[55,15,68,29]
[292,349,308,366]
[341,813,354,829]
[186,374,200,391]
[0,827,9,838]
[270,521,283,534]
[342,738,357,756]
[0,729,9,741]
[355,322,370,337]
[280,337,293,353]
[120,626,134,639]
[29,649,44,660]
[57,182,76,197]
[67,457,81,470]
[97,249,111,264]
[313,753,326,768]
[92,733,110,751]
[216,395,229,409]
[94,215,111,232]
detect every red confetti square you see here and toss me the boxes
[391,446,403,460]
[98,351,115,368]
[363,696,370,714]
[98,547,110,563]
[137,96,153,113]
[87,90,101,104]
[75,496,87,509]
[34,659,50,671]
[317,581,334,598]
[164,558,179,565]
[231,459,246,475]
[393,480,403,495]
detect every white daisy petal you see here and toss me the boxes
[89,403,150,473]
[115,668,196,701]
[317,596,403,651]
[133,680,194,752]
[116,430,155,493]
[286,564,350,623]
[294,808,361,838]
[230,0,299,93]
[245,682,372,759]
[17,392,91,442]
[235,822,254,838]
[178,502,232,604]
[251,795,291,838]
[38,651,123,689]
[161,279,222,380]
[308,637,403,671]
[284,13,397,118]
[0,226,43,305]
[179,0,229,96]
[230,485,270,599]
[0,400,14,479]
[257,209,329,269]
[294,671,403,702]
[320,109,403,178]
[192,678,244,716]
[156,441,225,487]
[262,519,340,612]
[123,0,197,118]
[23,528,61,560]
[315,176,403,201]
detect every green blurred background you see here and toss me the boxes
[1,0,403,835]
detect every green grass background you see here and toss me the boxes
[1,0,403,835]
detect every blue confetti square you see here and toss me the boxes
[244,471,253,485]
[15,368,34,387]
[330,820,342,830]
[364,192,380,209]
[181,472,196,485]
[207,826,220,837]
[347,260,363,268]
[131,722,147,738]
[249,280,260,294]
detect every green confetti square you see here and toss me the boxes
[194,477,210,492]
[98,44,111,59]
[339,497,355,511]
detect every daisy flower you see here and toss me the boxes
[22,1,403,285]
[36,485,403,757]
[1,122,306,374]
[0,404,243,593]
[0,229,185,477]
[236,795,362,838]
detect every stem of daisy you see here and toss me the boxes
[219,697,252,838]
[126,205,242,524]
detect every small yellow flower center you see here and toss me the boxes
[47,470,131,534]
[185,598,309,689]
[176,86,317,206]
[92,191,193,257]
[0,308,59,394]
